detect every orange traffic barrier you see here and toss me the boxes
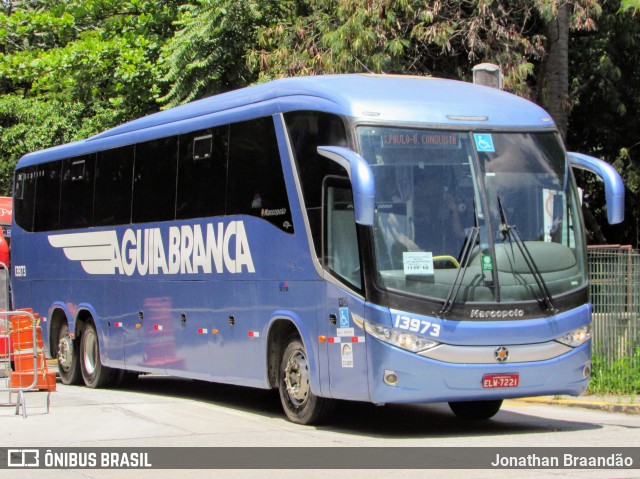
[7,311,56,392]
[9,370,57,391]
[9,313,43,350]
[0,320,8,360]
[12,351,46,372]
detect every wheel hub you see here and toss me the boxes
[57,334,73,369]
[284,350,310,405]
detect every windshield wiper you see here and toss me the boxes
[438,226,479,317]
[497,196,558,313]
[439,197,480,317]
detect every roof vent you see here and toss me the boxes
[472,63,503,90]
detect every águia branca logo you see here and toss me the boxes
[48,220,255,276]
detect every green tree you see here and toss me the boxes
[250,0,544,97]
[250,0,600,106]
[568,0,640,246]
[158,0,290,108]
[0,0,180,194]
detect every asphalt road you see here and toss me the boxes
[1,375,639,479]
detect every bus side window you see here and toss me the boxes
[132,137,179,223]
[60,155,95,229]
[284,111,349,253]
[94,145,135,226]
[33,161,62,232]
[227,117,294,233]
[176,126,228,220]
[14,167,37,232]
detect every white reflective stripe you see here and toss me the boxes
[328,336,365,343]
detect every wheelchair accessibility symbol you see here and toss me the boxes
[474,133,495,152]
[339,307,350,327]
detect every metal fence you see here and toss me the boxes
[588,245,640,393]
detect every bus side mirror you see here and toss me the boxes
[317,146,375,226]
[568,152,625,225]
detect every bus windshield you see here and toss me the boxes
[357,126,587,308]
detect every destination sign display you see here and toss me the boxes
[382,131,460,148]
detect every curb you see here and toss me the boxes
[515,396,640,415]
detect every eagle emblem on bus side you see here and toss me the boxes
[48,231,120,275]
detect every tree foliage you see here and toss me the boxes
[567,0,640,246]
[0,0,180,194]
[158,0,289,108]
[250,1,599,101]
[0,0,638,246]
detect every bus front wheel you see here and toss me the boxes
[278,336,334,425]
[56,323,82,385]
[79,321,112,388]
[448,399,503,420]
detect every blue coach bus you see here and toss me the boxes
[11,74,624,424]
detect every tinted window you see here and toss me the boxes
[60,154,95,229]
[284,111,349,253]
[94,145,134,226]
[227,117,293,233]
[33,161,62,232]
[176,127,228,220]
[14,166,37,232]
[132,137,178,223]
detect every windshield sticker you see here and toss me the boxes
[403,252,434,276]
[543,189,563,243]
[481,254,493,271]
[474,133,495,152]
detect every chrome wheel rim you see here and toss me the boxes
[83,330,99,376]
[283,349,310,406]
[57,333,74,370]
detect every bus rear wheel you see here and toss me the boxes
[278,336,334,425]
[79,321,113,388]
[56,323,82,385]
[448,399,503,420]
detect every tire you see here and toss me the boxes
[79,321,113,388]
[56,323,82,385]
[278,336,334,425]
[448,399,503,420]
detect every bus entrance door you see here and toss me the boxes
[324,284,368,401]
[323,180,369,400]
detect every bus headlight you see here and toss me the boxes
[555,325,591,347]
[364,320,439,353]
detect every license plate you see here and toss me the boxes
[482,373,519,389]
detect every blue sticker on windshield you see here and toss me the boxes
[474,133,495,152]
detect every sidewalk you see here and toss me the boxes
[517,394,640,415]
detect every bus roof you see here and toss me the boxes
[17,74,556,167]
